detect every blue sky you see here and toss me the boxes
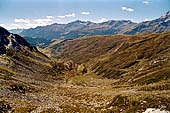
[0,0,169,30]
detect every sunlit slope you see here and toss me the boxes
[52,31,170,85]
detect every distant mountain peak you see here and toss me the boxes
[160,10,170,18]
[165,10,170,16]
[68,20,87,25]
[74,20,85,23]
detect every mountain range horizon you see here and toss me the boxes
[9,10,170,31]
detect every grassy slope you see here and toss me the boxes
[51,31,170,85]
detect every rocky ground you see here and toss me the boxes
[1,73,169,113]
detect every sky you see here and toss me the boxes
[0,0,169,30]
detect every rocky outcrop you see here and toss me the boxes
[0,101,14,113]
[0,26,38,55]
[77,64,87,74]
[51,60,88,74]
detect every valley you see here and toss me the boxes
[0,10,170,113]
[0,25,170,112]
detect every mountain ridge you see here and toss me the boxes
[0,27,38,54]
[21,10,170,43]
[21,19,136,40]
[9,29,24,34]
[124,10,170,34]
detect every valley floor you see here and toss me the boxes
[1,73,169,113]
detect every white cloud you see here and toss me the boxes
[98,18,107,23]
[65,13,75,17]
[58,16,66,18]
[34,18,52,24]
[58,13,75,18]
[91,18,107,23]
[11,24,22,27]
[56,19,60,21]
[144,18,150,21]
[81,12,90,15]
[11,24,24,29]
[10,23,50,29]
[14,18,30,23]
[25,23,49,28]
[122,6,134,12]
[46,16,54,19]
[143,1,149,4]
[0,24,5,27]
[11,17,54,29]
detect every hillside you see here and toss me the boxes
[43,31,170,112]
[50,31,170,85]
[23,36,51,48]
[0,26,88,112]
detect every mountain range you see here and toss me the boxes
[9,29,24,34]
[21,11,170,42]
[21,20,135,40]
[21,20,134,40]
